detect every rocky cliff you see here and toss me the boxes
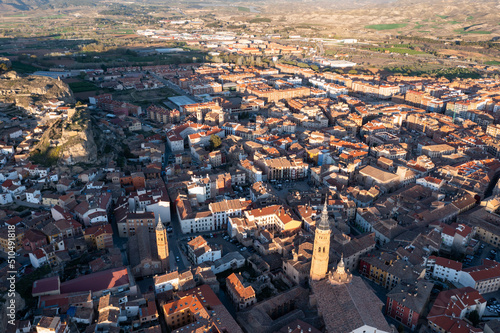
[0,71,74,107]
[32,108,98,167]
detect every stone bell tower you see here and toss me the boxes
[156,215,169,271]
[310,200,331,281]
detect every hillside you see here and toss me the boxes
[225,0,500,40]
[0,0,100,12]
[0,0,49,11]
[0,71,74,108]
[30,108,98,167]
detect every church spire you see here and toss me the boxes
[156,215,164,231]
[317,199,330,231]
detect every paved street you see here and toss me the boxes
[150,73,199,103]
[14,199,43,209]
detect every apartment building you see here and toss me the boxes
[118,212,156,237]
[386,280,434,330]
[209,198,251,230]
[257,157,308,181]
[244,205,301,232]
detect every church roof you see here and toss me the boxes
[312,276,391,333]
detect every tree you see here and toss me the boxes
[209,135,222,151]
[467,310,480,326]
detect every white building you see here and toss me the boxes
[416,176,445,191]
[439,223,473,249]
[458,259,500,294]
[426,256,462,283]
[154,271,179,294]
[176,199,214,234]
[211,252,246,274]
[209,198,249,230]
[26,188,42,204]
[187,236,222,265]
[29,248,49,268]
[0,192,13,205]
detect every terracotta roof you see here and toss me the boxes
[60,267,130,294]
[32,276,60,295]
[463,259,500,282]
[430,256,463,271]
[226,273,255,300]
[188,235,207,249]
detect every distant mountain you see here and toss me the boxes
[0,0,49,11]
[0,0,101,12]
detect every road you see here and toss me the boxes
[14,199,43,209]
[150,72,199,103]
[167,207,190,271]
[162,142,191,272]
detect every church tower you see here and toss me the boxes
[310,201,331,281]
[156,215,169,271]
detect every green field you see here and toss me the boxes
[454,28,491,34]
[68,81,98,93]
[370,47,427,55]
[436,15,449,19]
[485,60,500,66]
[11,61,39,74]
[237,6,250,12]
[365,23,408,30]
[40,14,67,19]
[109,29,135,34]
[249,18,271,23]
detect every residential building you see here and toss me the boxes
[427,287,485,333]
[459,259,500,294]
[226,272,256,309]
[386,280,434,330]
[35,316,68,333]
[84,224,113,249]
[187,236,221,265]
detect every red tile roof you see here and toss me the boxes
[60,267,130,294]
[32,276,60,296]
[430,256,462,271]
[177,284,222,308]
[463,259,500,282]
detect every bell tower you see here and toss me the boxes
[156,215,169,271]
[310,201,331,281]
